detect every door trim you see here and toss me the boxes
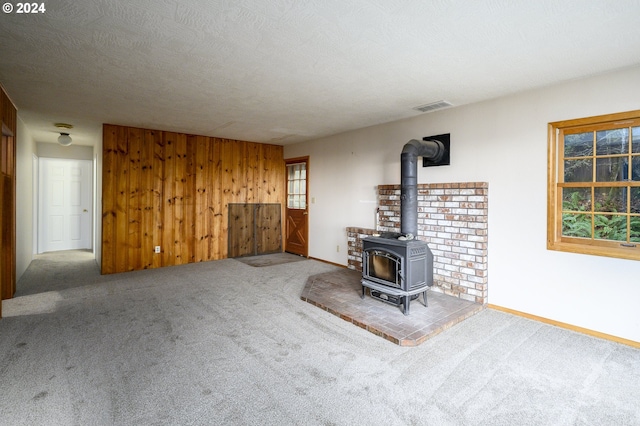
[33,154,38,255]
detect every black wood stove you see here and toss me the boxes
[361,233,433,315]
[361,138,446,315]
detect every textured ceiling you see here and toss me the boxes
[1,0,640,146]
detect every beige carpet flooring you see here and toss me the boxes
[1,251,638,425]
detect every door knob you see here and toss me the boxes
[303,211,308,215]
[83,209,88,212]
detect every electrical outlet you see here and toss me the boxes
[154,246,161,253]
[336,245,340,252]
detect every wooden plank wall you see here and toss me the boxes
[102,124,285,274]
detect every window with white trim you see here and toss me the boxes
[548,110,640,260]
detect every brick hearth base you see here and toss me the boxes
[301,268,484,346]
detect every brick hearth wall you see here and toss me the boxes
[347,182,488,305]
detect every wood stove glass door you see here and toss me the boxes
[285,158,308,257]
[365,249,401,288]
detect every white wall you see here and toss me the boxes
[37,142,93,160]
[15,116,36,281]
[284,65,640,342]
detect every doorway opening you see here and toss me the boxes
[37,158,93,254]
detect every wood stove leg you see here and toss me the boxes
[361,285,365,299]
[403,295,410,315]
[423,290,428,307]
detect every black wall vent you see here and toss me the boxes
[422,133,450,167]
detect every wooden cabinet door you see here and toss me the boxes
[228,204,282,257]
[255,204,282,255]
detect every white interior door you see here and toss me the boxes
[38,158,93,253]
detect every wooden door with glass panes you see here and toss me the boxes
[285,158,308,257]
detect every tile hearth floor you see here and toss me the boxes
[301,268,484,346]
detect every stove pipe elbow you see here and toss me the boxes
[401,138,445,160]
[400,139,445,236]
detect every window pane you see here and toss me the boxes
[631,217,640,242]
[632,156,640,181]
[564,132,593,157]
[632,188,640,214]
[594,214,627,241]
[287,162,307,209]
[594,187,626,213]
[596,128,629,155]
[632,127,640,153]
[562,187,591,211]
[564,159,592,182]
[596,157,627,182]
[562,213,592,238]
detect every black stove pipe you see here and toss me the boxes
[400,139,445,237]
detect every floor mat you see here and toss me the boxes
[235,252,306,267]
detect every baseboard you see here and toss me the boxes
[488,304,640,349]
[308,257,347,269]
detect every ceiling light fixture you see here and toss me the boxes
[58,132,72,146]
[54,123,74,146]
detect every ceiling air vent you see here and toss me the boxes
[412,100,453,113]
